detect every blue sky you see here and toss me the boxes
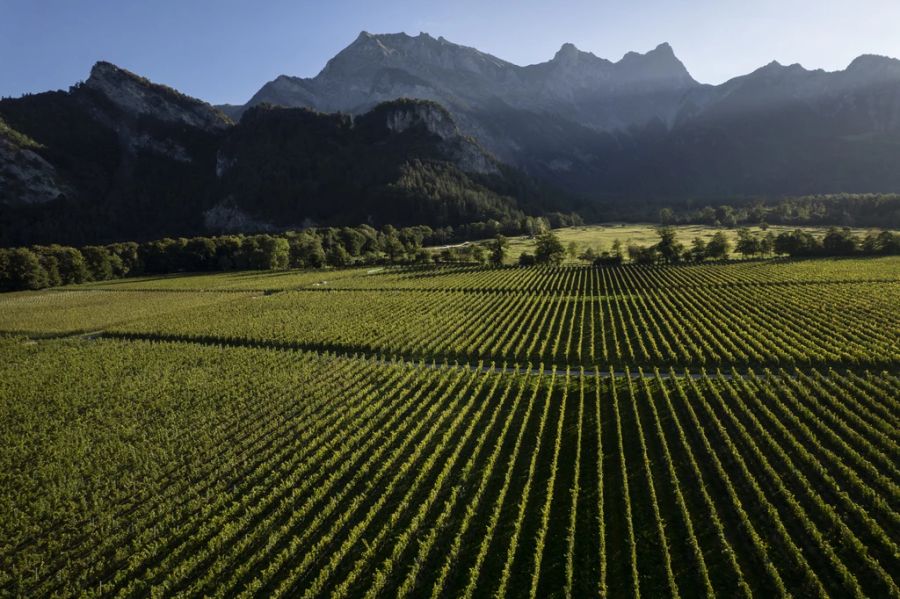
[2,0,899,104]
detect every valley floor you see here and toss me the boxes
[1,257,898,597]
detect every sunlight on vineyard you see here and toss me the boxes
[1,258,897,597]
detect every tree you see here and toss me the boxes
[534,231,565,265]
[774,229,819,257]
[326,244,352,267]
[863,230,900,254]
[216,236,244,270]
[107,242,141,276]
[141,238,178,273]
[627,244,659,265]
[760,232,775,256]
[735,228,761,257]
[611,239,624,259]
[31,247,61,287]
[82,246,114,281]
[659,207,675,225]
[185,237,217,271]
[822,227,857,255]
[518,252,536,266]
[489,235,509,265]
[380,227,407,262]
[705,232,731,260]
[339,227,367,256]
[48,245,88,284]
[2,248,48,290]
[413,249,434,264]
[245,235,289,269]
[524,216,549,237]
[295,234,326,268]
[593,252,622,267]
[716,205,738,228]
[567,241,578,261]
[470,244,487,264]
[578,247,598,263]
[655,226,683,264]
[689,237,707,263]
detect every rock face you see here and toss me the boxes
[85,62,231,131]
[203,198,275,233]
[374,100,498,175]
[0,134,69,205]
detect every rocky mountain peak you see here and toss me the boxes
[554,43,581,60]
[846,53,900,81]
[615,42,696,87]
[84,61,231,130]
[550,43,610,70]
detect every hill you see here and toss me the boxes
[0,63,565,246]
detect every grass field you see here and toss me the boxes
[457,223,897,263]
[1,257,898,597]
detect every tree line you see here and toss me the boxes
[0,225,434,292]
[516,226,900,267]
[626,227,900,265]
[656,194,900,229]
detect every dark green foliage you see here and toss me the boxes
[654,226,683,264]
[107,242,141,276]
[0,93,568,246]
[705,232,731,260]
[216,102,561,230]
[735,228,762,257]
[534,231,565,265]
[288,233,327,268]
[326,244,352,267]
[627,244,659,265]
[578,247,598,263]
[489,235,508,265]
[0,224,440,292]
[592,253,623,267]
[688,237,707,263]
[822,227,858,255]
[81,246,114,281]
[0,248,48,290]
[629,194,900,229]
[518,252,536,266]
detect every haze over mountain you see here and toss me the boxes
[2,31,900,246]
[230,32,900,196]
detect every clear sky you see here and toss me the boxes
[2,0,899,104]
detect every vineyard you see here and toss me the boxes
[1,257,898,597]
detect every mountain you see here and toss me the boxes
[0,63,561,246]
[236,32,900,197]
[4,35,900,246]
[237,33,698,171]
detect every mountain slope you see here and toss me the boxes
[212,99,557,230]
[0,63,562,246]
[238,32,900,197]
